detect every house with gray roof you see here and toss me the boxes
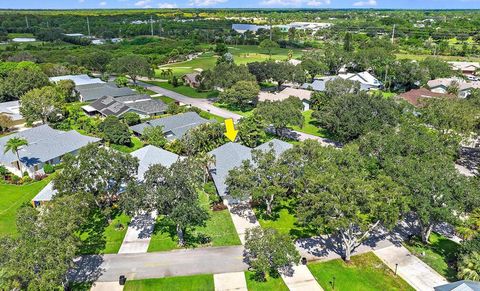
[0,100,25,126]
[435,280,480,291]
[75,83,136,102]
[130,145,180,180]
[301,76,338,92]
[32,145,180,207]
[207,139,293,198]
[130,112,212,140]
[49,74,104,86]
[82,94,167,118]
[0,124,100,178]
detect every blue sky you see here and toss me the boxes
[1,0,480,9]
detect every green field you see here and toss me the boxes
[290,110,329,138]
[124,274,214,291]
[147,189,241,252]
[403,232,460,281]
[0,176,54,235]
[308,252,414,291]
[79,210,131,254]
[156,45,304,78]
[110,136,145,154]
[245,271,289,291]
[146,80,219,99]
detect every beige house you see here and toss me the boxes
[258,87,313,110]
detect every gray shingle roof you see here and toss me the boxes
[89,96,131,117]
[130,112,212,140]
[435,280,480,291]
[0,124,100,167]
[126,99,168,115]
[301,76,338,91]
[49,74,104,86]
[76,83,135,102]
[32,181,57,203]
[130,145,180,180]
[88,95,167,117]
[207,139,293,197]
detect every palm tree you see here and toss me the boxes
[4,137,28,175]
[458,252,480,281]
[197,152,216,184]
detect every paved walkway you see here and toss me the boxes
[90,281,124,291]
[214,272,248,291]
[375,245,448,291]
[118,212,156,254]
[224,198,322,291]
[70,246,248,283]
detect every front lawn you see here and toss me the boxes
[290,110,329,138]
[110,136,144,154]
[78,209,131,254]
[152,95,176,104]
[213,102,254,117]
[403,232,460,281]
[308,252,414,291]
[256,200,316,240]
[245,271,288,291]
[0,175,54,236]
[147,186,241,252]
[147,81,219,99]
[124,274,214,291]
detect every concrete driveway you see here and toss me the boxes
[69,246,248,283]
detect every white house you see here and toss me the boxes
[338,71,383,90]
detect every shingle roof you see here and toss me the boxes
[258,87,312,102]
[49,74,105,86]
[0,124,100,167]
[130,145,180,180]
[130,112,212,140]
[398,88,455,107]
[0,100,23,121]
[126,99,168,115]
[435,280,480,291]
[427,78,480,92]
[87,95,167,117]
[207,139,293,197]
[89,96,131,117]
[338,71,382,87]
[76,83,135,102]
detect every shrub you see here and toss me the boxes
[43,164,55,174]
[122,112,141,126]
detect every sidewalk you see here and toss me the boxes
[375,245,448,291]
[214,272,248,291]
[224,198,322,291]
[118,212,156,254]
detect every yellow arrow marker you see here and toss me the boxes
[224,118,238,142]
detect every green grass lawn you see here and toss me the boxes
[147,186,240,252]
[152,95,176,104]
[290,110,329,138]
[110,136,144,154]
[147,81,219,99]
[403,232,460,281]
[256,200,316,240]
[308,252,414,291]
[7,33,35,39]
[213,102,254,118]
[124,274,214,291]
[0,175,54,236]
[199,110,226,123]
[396,53,480,62]
[245,271,289,291]
[78,210,131,254]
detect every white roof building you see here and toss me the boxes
[49,74,105,86]
[338,71,382,89]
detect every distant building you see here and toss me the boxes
[427,77,480,98]
[232,24,270,33]
[49,74,104,86]
[449,61,480,76]
[0,125,100,178]
[130,112,212,140]
[75,83,136,102]
[397,88,455,107]
[338,71,383,90]
[64,33,85,38]
[82,94,167,118]
[258,87,313,110]
[0,100,25,126]
[301,76,338,92]
[183,72,201,88]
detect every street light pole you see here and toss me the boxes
[395,263,398,276]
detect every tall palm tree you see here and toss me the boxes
[197,153,216,184]
[4,137,28,175]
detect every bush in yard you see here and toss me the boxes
[458,251,480,281]
[122,112,141,126]
[115,76,129,87]
[244,226,300,280]
[43,164,55,174]
[98,116,131,145]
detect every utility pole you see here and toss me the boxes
[25,16,29,29]
[86,17,91,37]
[391,24,395,44]
[150,15,154,36]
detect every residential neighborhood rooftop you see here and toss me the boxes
[130,112,212,140]
[49,74,105,86]
[398,88,455,107]
[208,139,293,197]
[0,100,23,122]
[131,145,180,180]
[75,83,136,102]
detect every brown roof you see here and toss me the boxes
[398,88,455,107]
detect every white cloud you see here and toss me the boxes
[261,0,330,6]
[158,2,178,8]
[189,0,227,6]
[99,1,107,6]
[352,0,377,7]
[134,0,152,7]
[78,0,85,3]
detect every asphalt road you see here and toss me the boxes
[70,246,247,282]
